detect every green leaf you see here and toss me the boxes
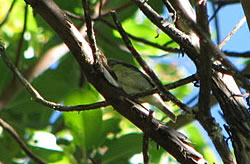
[28,131,64,163]
[0,57,12,91]
[63,85,103,149]
[185,124,206,150]
[1,101,52,129]
[30,147,64,163]
[102,133,142,164]
[0,131,20,163]
[148,141,165,163]
[102,0,137,22]
[98,118,122,146]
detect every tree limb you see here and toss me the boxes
[240,0,250,30]
[19,0,206,163]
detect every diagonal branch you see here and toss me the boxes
[19,0,206,163]
[0,45,108,111]
[15,4,28,67]
[132,0,239,163]
[167,0,249,90]
[0,117,46,164]
[218,16,246,49]
[240,0,250,30]
[100,18,180,53]
[0,0,17,27]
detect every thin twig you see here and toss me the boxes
[134,74,198,99]
[67,2,180,54]
[0,118,46,164]
[110,11,192,113]
[208,4,222,23]
[0,0,17,27]
[162,0,176,22]
[218,17,246,49]
[65,1,134,22]
[100,18,180,53]
[224,51,250,57]
[20,1,205,162]
[82,0,98,62]
[0,41,195,112]
[133,0,200,64]
[15,4,28,67]
[98,0,103,18]
[163,40,175,46]
[0,45,108,112]
[166,1,238,163]
[211,0,240,5]
[64,10,82,20]
[95,1,134,20]
[210,3,221,44]
[167,0,249,90]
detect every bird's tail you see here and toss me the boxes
[140,94,176,122]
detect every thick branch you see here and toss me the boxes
[240,0,250,30]
[132,1,238,163]
[168,0,249,91]
[20,0,206,163]
[212,73,250,164]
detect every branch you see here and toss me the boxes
[82,0,98,62]
[0,45,108,111]
[66,2,181,54]
[0,42,70,110]
[132,0,200,65]
[20,0,206,163]
[239,0,250,30]
[168,0,250,90]
[212,72,250,163]
[218,16,246,49]
[224,51,250,57]
[211,0,239,5]
[0,118,46,164]
[142,110,153,164]
[1,43,204,163]
[0,41,196,113]
[0,0,17,27]
[15,4,28,67]
[210,3,221,44]
[134,74,198,100]
[196,0,212,117]
[167,1,239,163]
[100,18,180,53]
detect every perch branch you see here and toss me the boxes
[19,0,207,162]
[0,45,108,111]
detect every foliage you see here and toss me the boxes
[0,0,248,164]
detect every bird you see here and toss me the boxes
[107,59,176,122]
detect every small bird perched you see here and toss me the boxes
[107,59,176,122]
